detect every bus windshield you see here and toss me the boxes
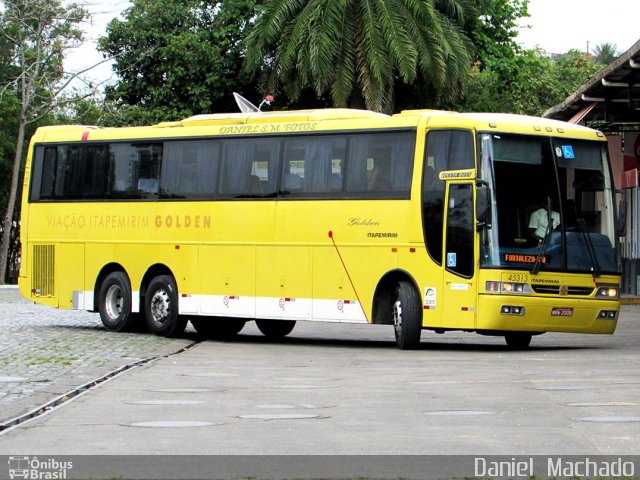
[479,133,620,275]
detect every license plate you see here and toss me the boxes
[551,308,573,317]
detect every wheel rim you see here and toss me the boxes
[150,289,171,325]
[393,299,403,336]
[105,285,123,320]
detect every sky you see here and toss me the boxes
[515,0,639,55]
[67,0,640,87]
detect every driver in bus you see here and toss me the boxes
[529,203,560,242]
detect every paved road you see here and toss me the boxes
[0,287,194,425]
[0,287,639,480]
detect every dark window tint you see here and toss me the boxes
[445,183,474,278]
[423,130,474,264]
[31,145,109,200]
[109,143,161,198]
[281,137,346,195]
[84,146,109,197]
[344,132,415,196]
[220,138,280,197]
[29,129,417,202]
[161,141,220,198]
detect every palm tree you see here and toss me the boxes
[593,43,618,65]
[243,0,473,113]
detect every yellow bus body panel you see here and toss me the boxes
[18,109,620,337]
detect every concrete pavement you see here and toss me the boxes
[0,287,194,425]
[0,303,639,458]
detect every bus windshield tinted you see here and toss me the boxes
[479,133,620,275]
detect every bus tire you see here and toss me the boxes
[393,280,422,350]
[256,319,296,338]
[98,272,140,332]
[191,317,245,339]
[144,275,187,337]
[504,333,532,349]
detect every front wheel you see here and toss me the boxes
[98,271,141,332]
[393,280,422,350]
[144,275,187,337]
[256,319,296,338]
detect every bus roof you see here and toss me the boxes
[394,109,605,139]
[31,108,605,143]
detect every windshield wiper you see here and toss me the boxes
[530,197,553,275]
[576,218,601,278]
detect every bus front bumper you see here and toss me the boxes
[477,294,618,334]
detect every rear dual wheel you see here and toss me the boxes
[144,275,187,337]
[98,272,144,332]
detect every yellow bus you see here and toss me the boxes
[18,108,622,349]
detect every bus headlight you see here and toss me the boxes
[486,281,531,294]
[595,286,619,299]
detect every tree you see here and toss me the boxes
[99,0,262,126]
[395,0,530,112]
[465,0,529,69]
[243,0,474,113]
[457,49,604,116]
[593,42,618,65]
[0,0,88,283]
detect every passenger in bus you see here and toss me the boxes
[528,204,560,242]
[248,175,262,195]
[328,173,342,192]
[367,158,391,191]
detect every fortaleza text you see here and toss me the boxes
[474,457,635,478]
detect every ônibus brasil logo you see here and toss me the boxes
[8,456,72,480]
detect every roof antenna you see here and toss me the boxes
[233,92,274,113]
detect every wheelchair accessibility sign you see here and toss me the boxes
[561,145,575,158]
[447,252,457,268]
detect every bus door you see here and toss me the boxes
[442,179,477,329]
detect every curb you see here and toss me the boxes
[621,296,640,305]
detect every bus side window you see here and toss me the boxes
[39,147,58,199]
[251,143,279,196]
[304,138,345,194]
[109,143,161,198]
[282,141,305,194]
[82,145,109,198]
[161,140,220,198]
[345,132,414,197]
[220,139,279,198]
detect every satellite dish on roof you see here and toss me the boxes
[233,92,274,113]
[233,92,259,113]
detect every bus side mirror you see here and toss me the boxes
[476,182,492,231]
[617,189,627,237]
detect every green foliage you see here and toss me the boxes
[243,0,474,113]
[465,0,529,69]
[99,0,261,125]
[593,42,619,65]
[1,0,87,123]
[0,0,87,282]
[0,94,19,206]
[53,95,103,125]
[457,49,605,116]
